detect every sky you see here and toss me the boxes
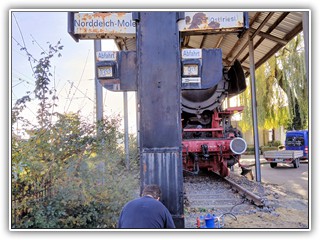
[11,11,138,138]
[4,1,319,240]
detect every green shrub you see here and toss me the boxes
[12,115,139,229]
[11,41,139,229]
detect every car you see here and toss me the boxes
[285,130,309,160]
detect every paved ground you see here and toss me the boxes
[236,155,309,200]
[183,155,310,229]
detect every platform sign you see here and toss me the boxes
[97,65,114,78]
[179,12,245,32]
[96,51,119,81]
[181,49,202,88]
[181,49,202,59]
[96,51,117,61]
[69,12,136,40]
[183,64,199,76]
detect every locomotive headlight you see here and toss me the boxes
[230,137,247,155]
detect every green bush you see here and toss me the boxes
[243,144,280,155]
[260,146,279,153]
[11,41,139,229]
[267,140,282,147]
[12,114,139,229]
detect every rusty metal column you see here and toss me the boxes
[134,12,184,228]
[248,33,261,182]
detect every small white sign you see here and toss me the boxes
[96,51,117,61]
[183,64,199,76]
[98,66,113,78]
[182,77,201,83]
[181,49,202,59]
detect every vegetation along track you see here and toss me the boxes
[183,170,268,229]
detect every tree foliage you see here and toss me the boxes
[11,41,139,229]
[276,33,308,130]
[238,33,308,133]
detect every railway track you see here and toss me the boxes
[183,171,266,228]
[224,175,264,207]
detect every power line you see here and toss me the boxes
[30,34,48,55]
[65,49,91,112]
[12,14,35,74]
[66,80,94,102]
[12,14,27,51]
[12,76,34,88]
[11,13,95,122]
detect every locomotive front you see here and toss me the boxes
[181,49,247,177]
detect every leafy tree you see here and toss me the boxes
[238,33,308,133]
[275,33,308,130]
[238,80,252,133]
[11,40,139,228]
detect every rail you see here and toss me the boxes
[223,176,265,207]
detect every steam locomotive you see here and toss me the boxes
[181,50,248,177]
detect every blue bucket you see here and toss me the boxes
[205,214,215,228]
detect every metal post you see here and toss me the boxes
[124,91,129,169]
[136,91,140,149]
[94,39,105,185]
[94,40,103,125]
[302,11,309,94]
[248,33,261,182]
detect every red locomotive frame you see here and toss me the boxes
[182,106,246,177]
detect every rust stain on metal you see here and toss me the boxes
[99,79,120,84]
[81,13,92,21]
[143,163,147,173]
[117,12,127,17]
[93,12,111,18]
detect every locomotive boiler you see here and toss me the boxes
[181,48,247,177]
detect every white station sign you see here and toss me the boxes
[73,12,136,39]
[179,12,245,32]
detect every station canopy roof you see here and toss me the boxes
[114,11,305,77]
